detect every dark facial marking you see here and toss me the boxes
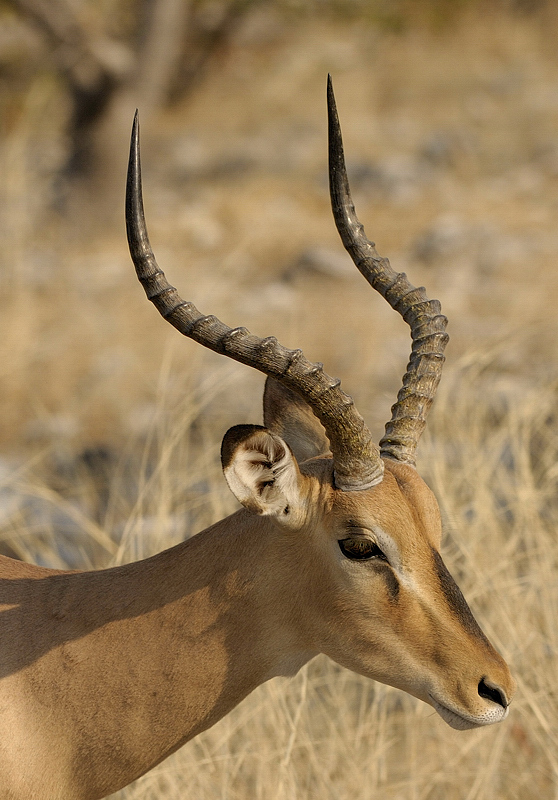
[221,424,267,469]
[431,549,490,643]
[383,568,400,603]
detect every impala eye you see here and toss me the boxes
[339,538,388,561]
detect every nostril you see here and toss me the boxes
[478,678,507,709]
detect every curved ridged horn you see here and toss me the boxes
[327,76,449,466]
[126,111,383,491]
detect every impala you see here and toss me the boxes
[0,78,514,800]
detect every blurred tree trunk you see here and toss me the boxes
[136,0,193,115]
[8,0,258,220]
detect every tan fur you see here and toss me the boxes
[0,391,515,800]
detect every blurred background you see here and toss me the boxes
[0,0,557,797]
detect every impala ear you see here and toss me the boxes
[221,424,305,529]
[263,378,330,464]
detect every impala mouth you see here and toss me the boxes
[428,694,509,731]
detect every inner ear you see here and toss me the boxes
[263,378,331,464]
[221,424,305,527]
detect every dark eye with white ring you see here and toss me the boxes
[338,537,388,561]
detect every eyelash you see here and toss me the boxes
[338,537,388,562]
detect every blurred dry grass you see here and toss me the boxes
[0,3,557,798]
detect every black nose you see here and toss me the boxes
[478,678,507,709]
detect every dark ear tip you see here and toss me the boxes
[220,424,267,469]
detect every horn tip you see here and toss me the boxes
[327,74,336,108]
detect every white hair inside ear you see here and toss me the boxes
[221,425,305,529]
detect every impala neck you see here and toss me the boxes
[79,509,318,788]
[5,510,320,800]
[143,509,317,728]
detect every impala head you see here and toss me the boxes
[126,77,515,730]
